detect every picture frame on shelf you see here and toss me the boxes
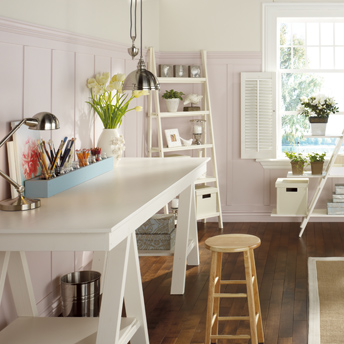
[174,65,188,77]
[165,129,182,148]
[189,65,201,78]
[159,64,173,77]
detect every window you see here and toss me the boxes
[279,19,344,156]
[242,4,344,160]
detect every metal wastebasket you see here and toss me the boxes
[61,270,101,317]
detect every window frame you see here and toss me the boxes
[260,3,344,166]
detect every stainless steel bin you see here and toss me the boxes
[61,270,101,317]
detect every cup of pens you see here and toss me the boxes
[35,137,76,179]
[76,149,90,167]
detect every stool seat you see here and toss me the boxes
[205,234,261,253]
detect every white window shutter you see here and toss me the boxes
[241,72,276,159]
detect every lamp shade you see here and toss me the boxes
[123,58,160,91]
[29,112,60,130]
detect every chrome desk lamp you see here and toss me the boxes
[0,112,60,211]
[123,0,160,91]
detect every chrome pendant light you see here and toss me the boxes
[123,0,160,91]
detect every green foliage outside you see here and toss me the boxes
[280,23,323,145]
[162,89,185,100]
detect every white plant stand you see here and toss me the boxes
[147,47,223,228]
[272,131,344,237]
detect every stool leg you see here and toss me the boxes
[249,249,264,343]
[212,252,222,343]
[244,250,258,344]
[205,251,221,344]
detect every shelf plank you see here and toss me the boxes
[310,208,344,217]
[286,169,344,178]
[287,171,325,178]
[151,111,210,118]
[271,209,306,217]
[158,77,206,84]
[195,176,217,184]
[0,316,139,344]
[197,212,220,220]
[271,208,344,217]
[152,144,213,153]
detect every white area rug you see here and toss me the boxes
[308,257,344,344]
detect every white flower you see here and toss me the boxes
[300,96,308,103]
[93,84,104,96]
[297,104,305,113]
[87,78,98,89]
[315,94,326,104]
[184,94,203,105]
[109,81,123,93]
[133,90,150,98]
[106,83,116,92]
[135,106,143,112]
[96,72,109,86]
[116,73,126,82]
[329,98,336,105]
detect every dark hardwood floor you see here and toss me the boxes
[139,221,344,344]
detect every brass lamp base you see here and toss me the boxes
[0,195,41,211]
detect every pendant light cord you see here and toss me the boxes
[140,0,143,59]
[129,0,137,42]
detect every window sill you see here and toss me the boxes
[256,159,290,169]
[257,158,343,170]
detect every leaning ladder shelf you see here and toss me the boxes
[271,131,344,237]
[147,47,223,228]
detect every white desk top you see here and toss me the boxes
[0,157,208,252]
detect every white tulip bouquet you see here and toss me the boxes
[87,72,148,129]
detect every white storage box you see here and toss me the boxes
[195,186,218,218]
[275,178,309,215]
[327,202,344,215]
[335,184,344,195]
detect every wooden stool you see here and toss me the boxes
[204,234,264,344]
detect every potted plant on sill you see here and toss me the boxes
[162,89,185,112]
[308,152,326,175]
[297,94,339,136]
[285,151,308,175]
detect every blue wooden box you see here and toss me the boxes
[24,157,113,198]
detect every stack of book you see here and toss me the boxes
[327,184,344,214]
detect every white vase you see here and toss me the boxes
[165,98,180,112]
[97,128,125,164]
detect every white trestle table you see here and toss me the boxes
[0,157,208,344]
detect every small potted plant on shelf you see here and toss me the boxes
[308,152,326,175]
[162,89,185,112]
[285,151,308,175]
[297,94,339,135]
